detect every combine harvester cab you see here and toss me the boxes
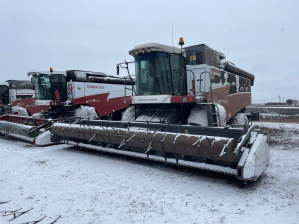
[0,68,134,145]
[49,38,270,182]
[0,82,10,114]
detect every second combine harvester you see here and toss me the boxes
[50,38,270,182]
[0,69,134,145]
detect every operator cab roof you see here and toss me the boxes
[0,82,9,86]
[129,43,183,55]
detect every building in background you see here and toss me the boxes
[286,99,299,106]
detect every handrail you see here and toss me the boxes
[116,61,136,96]
[200,71,214,103]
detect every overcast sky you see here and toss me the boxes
[0,0,298,102]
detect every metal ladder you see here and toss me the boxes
[211,103,221,127]
[196,103,221,127]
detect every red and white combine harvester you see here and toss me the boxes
[0,80,35,115]
[25,68,134,119]
[50,38,270,182]
[0,69,134,146]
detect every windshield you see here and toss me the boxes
[32,74,67,102]
[135,52,185,96]
[0,85,9,105]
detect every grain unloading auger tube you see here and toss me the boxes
[0,114,54,146]
[50,121,270,181]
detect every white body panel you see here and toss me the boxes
[15,89,35,96]
[186,64,211,97]
[35,100,53,106]
[9,89,35,103]
[238,134,270,181]
[132,95,171,104]
[68,82,85,99]
[67,82,132,100]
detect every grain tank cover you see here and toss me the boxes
[183,44,225,68]
[184,44,255,86]
[66,70,108,82]
[129,43,182,55]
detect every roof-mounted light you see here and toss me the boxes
[147,48,151,53]
[50,67,53,72]
[134,51,138,56]
[179,37,184,46]
[141,49,145,54]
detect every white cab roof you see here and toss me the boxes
[129,43,183,55]
[0,82,9,86]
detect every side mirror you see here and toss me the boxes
[116,64,120,75]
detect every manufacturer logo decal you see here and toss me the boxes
[87,85,104,89]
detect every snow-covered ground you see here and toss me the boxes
[0,137,298,224]
[254,121,299,130]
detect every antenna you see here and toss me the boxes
[124,53,126,62]
[172,18,174,50]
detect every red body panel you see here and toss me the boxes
[207,86,251,121]
[72,93,130,116]
[0,114,49,127]
[11,98,50,116]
